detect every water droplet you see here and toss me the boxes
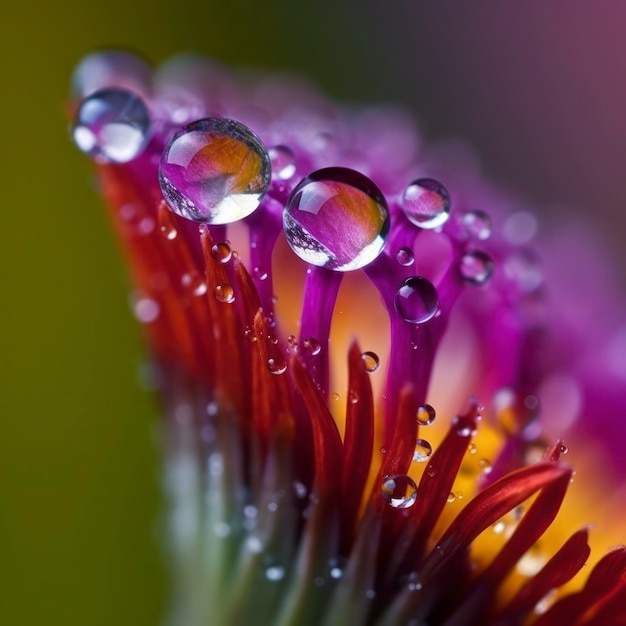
[559,443,569,455]
[462,210,492,240]
[361,351,380,372]
[133,297,160,323]
[468,443,477,454]
[479,458,492,472]
[253,265,268,280]
[394,277,439,324]
[181,271,207,296]
[158,204,178,240]
[265,566,285,581]
[283,167,390,271]
[302,337,322,356]
[349,389,359,404]
[159,117,271,224]
[211,241,232,263]
[72,88,151,163]
[416,404,436,426]
[215,284,235,303]
[413,439,433,462]
[332,392,340,401]
[447,492,456,503]
[382,474,418,508]
[401,178,451,229]
[396,246,415,266]
[460,250,494,285]
[269,145,297,180]
[267,357,287,375]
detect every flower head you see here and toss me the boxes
[70,51,626,625]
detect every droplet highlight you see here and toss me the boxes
[381,474,418,509]
[283,167,390,271]
[394,277,439,324]
[269,145,297,180]
[460,250,494,285]
[361,351,380,372]
[72,88,151,163]
[413,438,433,462]
[401,178,451,229]
[416,404,436,426]
[159,117,271,224]
[462,210,492,240]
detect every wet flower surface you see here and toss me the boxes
[70,51,626,625]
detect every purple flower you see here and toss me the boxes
[70,51,626,625]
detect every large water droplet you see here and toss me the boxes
[401,178,451,229]
[159,117,271,224]
[460,250,494,285]
[269,145,297,180]
[394,276,439,324]
[283,167,390,271]
[413,439,433,462]
[211,241,232,263]
[416,404,436,426]
[361,351,380,372]
[462,210,492,240]
[72,88,151,163]
[382,474,417,508]
[267,357,287,375]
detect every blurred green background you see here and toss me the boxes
[2,1,625,625]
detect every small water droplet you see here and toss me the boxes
[269,144,297,180]
[72,88,151,162]
[215,284,235,303]
[413,438,433,462]
[394,276,439,324]
[361,351,380,372]
[133,297,160,323]
[181,271,207,296]
[396,246,415,266]
[265,566,285,581]
[349,389,359,404]
[559,443,569,455]
[479,458,492,473]
[267,357,287,375]
[159,117,271,224]
[416,404,436,426]
[447,492,456,503]
[468,443,477,454]
[462,210,492,240]
[283,167,390,271]
[302,337,321,356]
[382,474,418,508]
[158,205,178,240]
[253,265,268,280]
[455,490,464,500]
[401,178,451,229]
[460,250,494,285]
[332,392,340,401]
[211,241,232,263]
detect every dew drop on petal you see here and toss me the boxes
[468,443,477,454]
[396,246,415,266]
[215,284,235,303]
[394,277,439,324]
[211,241,232,263]
[460,250,494,285]
[381,474,418,509]
[401,178,451,229]
[302,337,321,356]
[253,265,268,280]
[269,144,297,180]
[159,117,271,224]
[283,167,390,271]
[462,210,492,240]
[416,403,436,426]
[332,392,340,401]
[267,357,287,375]
[181,271,207,296]
[361,351,380,372]
[413,438,433,462]
[447,492,456,503]
[72,88,151,163]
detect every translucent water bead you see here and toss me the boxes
[401,178,451,229]
[72,88,151,163]
[283,167,390,271]
[394,276,439,324]
[158,118,271,224]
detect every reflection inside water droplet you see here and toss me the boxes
[382,474,418,508]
